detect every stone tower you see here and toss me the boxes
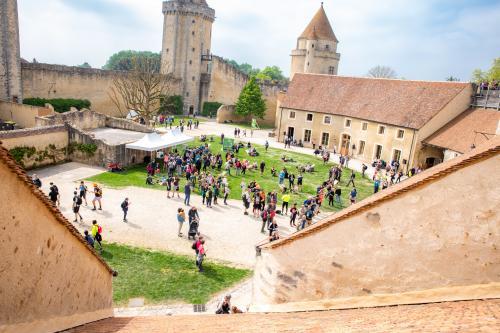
[161,0,215,115]
[0,0,22,102]
[290,3,340,80]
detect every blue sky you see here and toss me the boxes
[17,0,500,81]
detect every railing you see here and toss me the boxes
[201,54,213,61]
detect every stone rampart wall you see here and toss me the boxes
[0,100,53,128]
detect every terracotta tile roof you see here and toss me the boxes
[299,4,338,42]
[424,107,499,153]
[281,74,470,129]
[65,299,500,333]
[0,142,116,276]
[261,136,500,250]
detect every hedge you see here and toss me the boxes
[202,102,223,117]
[23,98,91,113]
[160,95,183,115]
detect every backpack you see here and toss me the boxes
[97,225,103,234]
[121,201,127,209]
[191,242,197,250]
[76,196,83,205]
[306,210,313,219]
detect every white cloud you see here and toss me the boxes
[17,0,500,81]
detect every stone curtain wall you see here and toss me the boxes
[0,100,53,128]
[0,0,23,102]
[0,125,68,169]
[215,105,252,124]
[252,153,500,306]
[35,109,107,130]
[209,56,286,126]
[0,155,113,333]
[22,63,126,117]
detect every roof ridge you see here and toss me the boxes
[260,137,500,249]
[0,141,116,276]
[293,72,469,85]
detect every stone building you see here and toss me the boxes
[290,3,341,80]
[275,74,473,170]
[0,0,22,102]
[161,0,215,115]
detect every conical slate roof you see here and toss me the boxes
[300,3,338,42]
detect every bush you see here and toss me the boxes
[23,98,91,113]
[202,102,223,117]
[160,95,183,115]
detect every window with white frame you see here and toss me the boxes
[378,125,386,135]
[392,149,402,162]
[304,129,312,142]
[306,113,313,121]
[328,66,335,75]
[362,122,368,131]
[323,116,332,124]
[358,140,366,155]
[374,144,383,159]
[321,132,330,146]
[289,111,296,119]
[396,129,405,139]
[345,118,351,128]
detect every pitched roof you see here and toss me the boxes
[0,142,116,276]
[281,74,470,129]
[299,4,338,42]
[424,108,499,153]
[260,136,500,250]
[65,299,500,333]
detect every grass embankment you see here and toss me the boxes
[102,243,251,305]
[88,138,373,212]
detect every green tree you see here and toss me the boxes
[103,50,161,72]
[256,66,286,82]
[78,62,92,68]
[471,58,500,83]
[235,77,266,119]
[445,76,460,82]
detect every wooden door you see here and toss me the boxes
[340,134,350,155]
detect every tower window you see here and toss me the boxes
[166,48,169,53]
[307,62,310,66]
[312,44,315,48]
[192,48,195,52]
[325,45,330,50]
[186,92,190,97]
[189,60,192,65]
[192,19,195,24]
[328,66,335,75]
[192,76,196,81]
[192,31,195,36]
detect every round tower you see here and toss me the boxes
[161,0,215,115]
[290,3,340,80]
[0,0,22,103]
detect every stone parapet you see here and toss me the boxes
[0,124,66,139]
[162,0,215,21]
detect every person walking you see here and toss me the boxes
[347,170,356,187]
[49,182,60,206]
[196,239,206,273]
[32,174,42,188]
[242,189,250,215]
[84,230,94,248]
[177,208,186,237]
[91,184,103,211]
[121,198,130,222]
[349,187,357,205]
[184,182,192,206]
[223,186,230,205]
[362,164,368,178]
[281,193,290,215]
[289,203,298,227]
[72,191,83,223]
[259,161,265,175]
[91,220,103,251]
[265,140,269,152]
[79,181,88,206]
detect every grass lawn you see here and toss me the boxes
[88,137,373,212]
[101,243,251,305]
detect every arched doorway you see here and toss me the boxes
[189,106,194,115]
[340,134,351,155]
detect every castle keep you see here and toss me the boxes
[161,0,215,114]
[0,0,22,102]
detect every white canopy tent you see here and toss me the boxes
[125,130,194,152]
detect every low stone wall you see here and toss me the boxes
[35,108,107,130]
[0,125,68,169]
[68,125,149,168]
[216,105,252,124]
[105,116,152,133]
[0,100,53,128]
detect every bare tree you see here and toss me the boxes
[367,66,397,79]
[445,76,460,82]
[108,56,176,121]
